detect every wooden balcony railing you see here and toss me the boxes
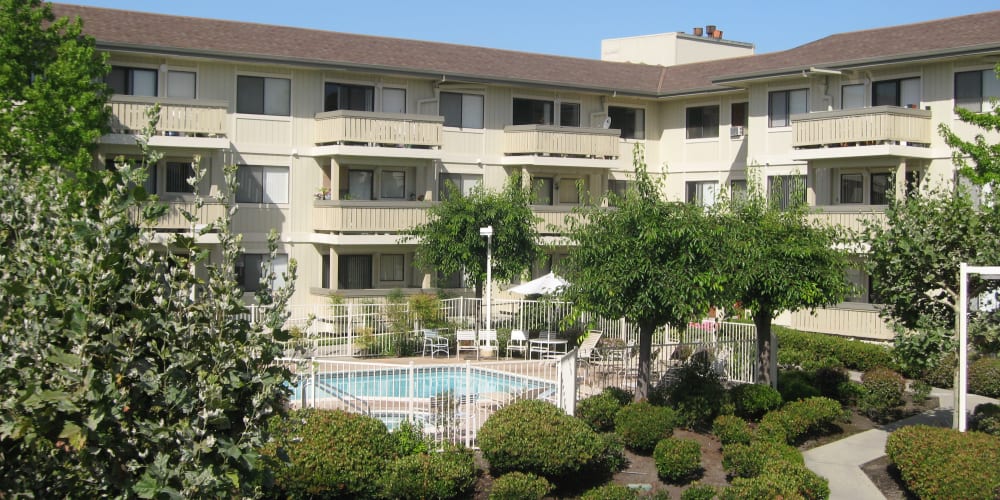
[108,96,228,137]
[792,106,932,149]
[313,200,432,233]
[314,110,443,148]
[132,201,227,230]
[532,205,591,234]
[807,206,887,233]
[504,125,621,159]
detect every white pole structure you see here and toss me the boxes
[957,263,1000,432]
[480,226,494,330]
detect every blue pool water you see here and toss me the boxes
[293,367,550,400]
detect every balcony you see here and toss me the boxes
[807,206,888,233]
[313,200,431,233]
[503,125,621,167]
[108,96,228,138]
[791,106,933,161]
[532,205,589,235]
[133,201,227,231]
[314,110,443,149]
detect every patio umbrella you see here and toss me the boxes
[507,272,569,332]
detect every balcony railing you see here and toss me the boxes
[532,205,590,234]
[108,96,228,137]
[808,206,887,233]
[792,106,932,149]
[504,125,621,159]
[314,110,443,148]
[313,200,432,233]
[132,201,227,231]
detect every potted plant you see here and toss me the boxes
[315,187,331,200]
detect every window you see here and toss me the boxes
[166,70,196,99]
[382,87,406,114]
[165,161,195,194]
[105,156,155,194]
[872,77,920,108]
[439,173,481,199]
[380,170,406,199]
[845,268,869,303]
[870,172,893,205]
[106,66,157,96]
[839,174,864,204]
[608,106,644,139]
[236,253,288,292]
[560,102,581,127]
[236,76,290,116]
[607,179,631,206]
[321,254,330,289]
[440,92,484,129]
[767,175,806,210]
[338,255,372,289]
[731,102,748,128]
[768,89,808,127]
[686,105,720,139]
[729,179,748,202]
[842,84,865,110]
[346,169,373,200]
[513,98,553,125]
[324,82,374,112]
[380,254,404,282]
[531,177,554,205]
[955,69,1000,112]
[558,178,582,204]
[236,165,289,203]
[686,181,718,207]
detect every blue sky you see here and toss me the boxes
[61,0,997,58]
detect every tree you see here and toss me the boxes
[407,174,540,297]
[939,64,1000,187]
[561,145,724,400]
[0,1,295,496]
[714,170,852,386]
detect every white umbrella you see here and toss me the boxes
[508,272,568,296]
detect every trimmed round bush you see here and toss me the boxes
[730,383,782,421]
[264,409,393,499]
[614,401,676,454]
[886,425,1000,500]
[712,414,752,446]
[969,357,1000,397]
[662,354,728,429]
[488,472,552,500]
[653,437,702,483]
[579,484,639,500]
[777,369,821,402]
[602,386,635,406]
[478,399,612,483]
[971,403,1000,436]
[722,440,803,478]
[756,396,844,444]
[859,367,905,420]
[381,450,477,500]
[680,483,718,500]
[723,462,829,500]
[576,391,625,432]
[812,366,850,402]
[920,352,956,389]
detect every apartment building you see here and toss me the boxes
[54,4,1000,340]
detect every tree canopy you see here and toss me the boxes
[939,64,1000,187]
[407,174,540,296]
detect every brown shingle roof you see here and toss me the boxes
[51,3,1000,97]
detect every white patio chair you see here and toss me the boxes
[577,330,604,364]
[422,329,449,358]
[455,329,477,358]
[506,329,528,358]
[478,329,498,359]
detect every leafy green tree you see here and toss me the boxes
[407,174,540,297]
[0,1,295,496]
[939,64,1000,186]
[561,145,724,400]
[714,170,852,386]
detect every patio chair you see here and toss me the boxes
[577,330,604,364]
[455,329,478,358]
[506,329,528,358]
[422,329,449,358]
[478,329,498,359]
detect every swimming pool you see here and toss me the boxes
[292,366,552,400]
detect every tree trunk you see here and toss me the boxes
[753,309,776,388]
[634,322,654,401]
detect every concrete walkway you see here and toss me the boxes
[803,389,998,500]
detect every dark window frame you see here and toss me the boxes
[106,66,158,96]
[236,75,291,116]
[324,82,375,112]
[440,91,484,129]
[685,105,720,139]
[607,106,645,139]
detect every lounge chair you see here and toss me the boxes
[478,329,498,358]
[506,329,528,358]
[577,330,604,364]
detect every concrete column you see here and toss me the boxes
[329,247,339,291]
[806,166,817,206]
[894,159,907,202]
[330,160,341,200]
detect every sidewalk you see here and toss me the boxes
[802,389,998,500]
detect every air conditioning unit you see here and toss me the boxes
[730,126,746,138]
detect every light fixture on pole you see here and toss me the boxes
[480,225,494,330]
[957,262,1000,431]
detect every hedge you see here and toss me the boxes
[652,437,702,483]
[576,390,625,432]
[756,397,844,444]
[886,425,1000,500]
[721,440,803,478]
[488,472,552,500]
[381,450,477,500]
[969,357,1000,398]
[775,326,893,372]
[614,401,676,454]
[730,383,782,421]
[723,462,829,500]
[712,414,752,447]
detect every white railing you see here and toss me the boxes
[791,106,932,148]
[503,125,621,158]
[314,110,443,147]
[108,95,228,136]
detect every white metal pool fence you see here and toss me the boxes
[277,351,577,448]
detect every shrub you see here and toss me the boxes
[969,357,1000,397]
[775,326,893,371]
[381,449,477,500]
[264,409,393,499]
[886,425,1000,500]
[614,401,676,454]
[971,403,1000,436]
[680,483,718,500]
[661,354,728,429]
[478,399,614,484]
[730,384,782,421]
[579,484,639,500]
[722,440,803,478]
[595,432,629,473]
[723,462,829,500]
[909,379,932,403]
[892,320,955,379]
[812,366,851,402]
[756,397,844,445]
[920,352,956,388]
[389,418,432,457]
[653,437,702,483]
[577,391,625,432]
[602,386,635,406]
[777,369,821,402]
[712,414,752,446]
[858,367,905,420]
[489,472,553,500]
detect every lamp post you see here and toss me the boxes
[480,225,494,330]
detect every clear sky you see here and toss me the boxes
[59,0,998,59]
